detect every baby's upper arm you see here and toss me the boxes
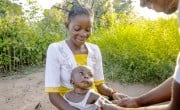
[87,92,100,104]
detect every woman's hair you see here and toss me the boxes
[67,4,94,23]
[140,0,147,7]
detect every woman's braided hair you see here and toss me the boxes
[67,1,94,23]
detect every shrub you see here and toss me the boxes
[90,17,179,84]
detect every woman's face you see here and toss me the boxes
[141,0,178,14]
[66,15,93,47]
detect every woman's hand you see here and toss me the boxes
[112,92,128,100]
[112,97,139,108]
[100,103,124,110]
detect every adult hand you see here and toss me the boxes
[112,97,139,108]
[112,92,128,100]
[100,103,124,110]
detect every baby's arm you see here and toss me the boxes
[86,92,101,104]
[87,92,112,106]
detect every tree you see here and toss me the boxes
[0,0,23,18]
[113,0,132,14]
[52,0,133,28]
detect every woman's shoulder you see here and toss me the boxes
[48,41,65,48]
[86,42,99,49]
[47,41,67,51]
[46,41,66,54]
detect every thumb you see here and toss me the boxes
[112,100,121,104]
[112,99,127,107]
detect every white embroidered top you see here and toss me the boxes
[173,52,180,84]
[45,41,104,89]
[175,2,180,84]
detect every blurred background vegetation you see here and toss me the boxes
[0,0,179,84]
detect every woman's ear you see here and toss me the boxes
[65,22,69,29]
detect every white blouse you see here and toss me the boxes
[45,41,104,88]
[173,52,180,84]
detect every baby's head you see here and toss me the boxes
[70,65,94,90]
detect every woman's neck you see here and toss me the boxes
[66,39,87,54]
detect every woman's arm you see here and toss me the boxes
[93,45,118,98]
[100,103,169,110]
[113,77,172,107]
[46,44,78,109]
[96,83,128,100]
[136,77,172,107]
[168,80,180,110]
[49,93,78,110]
[97,84,111,96]
[96,83,113,97]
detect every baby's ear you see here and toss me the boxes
[70,79,74,84]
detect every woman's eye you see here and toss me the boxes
[86,28,91,32]
[74,28,80,31]
[74,26,80,31]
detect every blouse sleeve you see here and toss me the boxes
[45,43,61,88]
[173,53,180,84]
[93,45,105,85]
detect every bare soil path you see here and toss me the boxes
[0,69,155,110]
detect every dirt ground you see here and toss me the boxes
[0,69,156,110]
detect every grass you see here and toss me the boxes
[1,17,179,84]
[90,17,179,84]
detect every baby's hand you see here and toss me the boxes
[95,97,112,107]
[112,97,139,108]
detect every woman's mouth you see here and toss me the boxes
[77,39,86,43]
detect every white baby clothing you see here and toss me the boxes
[63,90,99,110]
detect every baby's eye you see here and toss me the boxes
[88,72,93,77]
[79,72,84,75]
[89,74,93,77]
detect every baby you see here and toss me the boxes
[63,65,111,110]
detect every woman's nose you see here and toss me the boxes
[80,31,88,37]
[81,33,87,37]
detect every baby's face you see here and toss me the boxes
[71,66,94,89]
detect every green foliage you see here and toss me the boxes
[53,0,132,29]
[113,0,133,14]
[0,0,23,18]
[41,8,67,38]
[0,1,63,73]
[1,0,179,85]
[90,17,179,84]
